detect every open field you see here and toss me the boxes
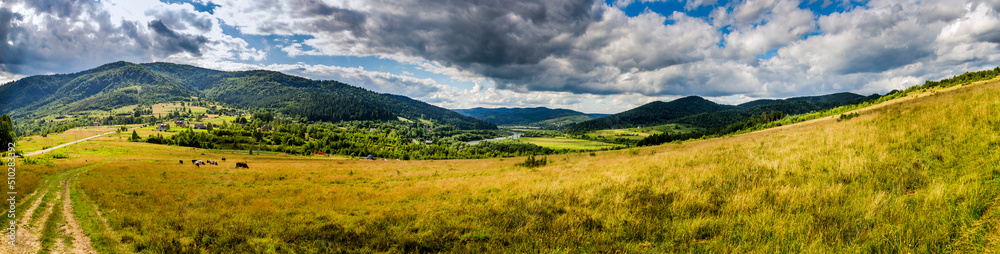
[518,137,624,150]
[8,79,1000,252]
[586,123,702,141]
[16,126,130,153]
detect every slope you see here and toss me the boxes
[673,92,882,130]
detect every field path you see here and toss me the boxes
[1,158,115,253]
[24,127,140,157]
[57,173,97,254]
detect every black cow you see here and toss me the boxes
[236,162,249,169]
[221,157,226,161]
[179,160,183,164]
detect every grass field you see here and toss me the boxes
[586,123,703,141]
[17,126,127,153]
[9,79,1000,252]
[518,137,624,150]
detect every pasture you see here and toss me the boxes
[518,137,624,151]
[8,79,1000,252]
[585,123,702,141]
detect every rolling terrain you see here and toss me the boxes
[7,72,1000,252]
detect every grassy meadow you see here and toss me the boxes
[16,126,124,153]
[585,123,703,141]
[10,79,1000,252]
[518,137,623,151]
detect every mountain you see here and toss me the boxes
[566,96,738,132]
[452,107,597,126]
[0,61,495,130]
[673,92,881,129]
[566,92,884,133]
[736,92,866,108]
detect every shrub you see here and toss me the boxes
[516,155,547,168]
[837,112,860,122]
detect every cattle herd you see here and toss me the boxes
[179,158,247,168]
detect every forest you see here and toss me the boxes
[136,110,567,160]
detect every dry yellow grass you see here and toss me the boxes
[12,79,1000,252]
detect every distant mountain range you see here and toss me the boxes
[452,107,605,126]
[567,92,882,133]
[0,61,495,130]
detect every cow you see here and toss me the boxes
[191,159,198,164]
[206,159,218,165]
[179,160,183,164]
[235,162,249,168]
[195,160,205,165]
[221,157,226,161]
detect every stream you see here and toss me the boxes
[467,132,524,145]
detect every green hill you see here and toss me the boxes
[566,96,737,133]
[0,61,495,131]
[453,107,596,126]
[674,92,882,130]
[567,93,883,133]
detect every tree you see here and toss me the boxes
[0,114,15,146]
[129,130,141,141]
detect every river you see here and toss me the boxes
[467,132,523,145]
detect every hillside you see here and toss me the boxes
[567,92,882,133]
[453,107,596,126]
[0,61,495,130]
[566,96,737,132]
[673,92,882,129]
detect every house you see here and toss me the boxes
[91,121,101,126]
[258,124,270,131]
[424,140,434,145]
[193,123,206,129]
[174,119,185,127]
[156,123,170,131]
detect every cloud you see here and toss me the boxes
[148,20,209,56]
[9,0,1000,113]
[0,0,262,76]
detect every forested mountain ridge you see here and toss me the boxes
[566,92,883,133]
[0,61,494,130]
[566,96,737,132]
[673,92,882,129]
[453,107,597,126]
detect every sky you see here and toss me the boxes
[3,0,1000,113]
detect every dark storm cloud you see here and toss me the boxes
[24,0,95,18]
[262,0,719,95]
[149,20,209,56]
[362,0,593,67]
[0,8,25,73]
[147,8,214,31]
[0,0,233,77]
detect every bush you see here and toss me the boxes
[515,155,547,168]
[837,112,860,122]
